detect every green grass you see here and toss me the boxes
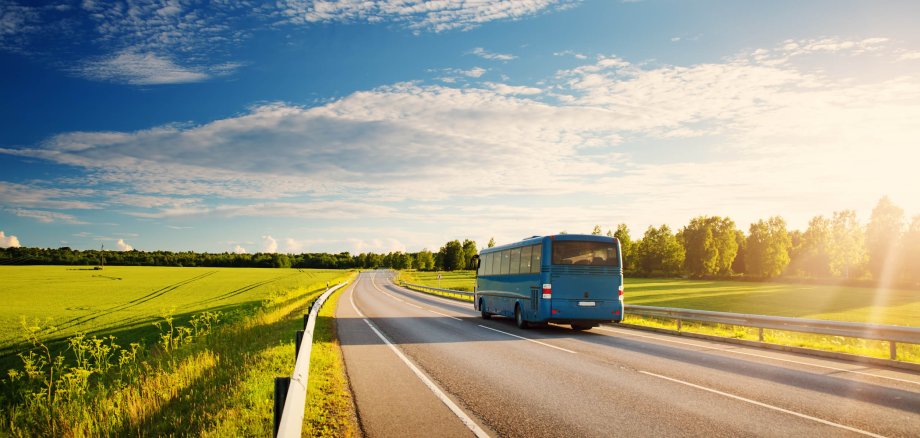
[0,266,354,436]
[304,282,358,437]
[0,266,341,359]
[398,270,476,292]
[396,270,920,362]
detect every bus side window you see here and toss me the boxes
[531,244,542,273]
[484,253,493,276]
[491,251,501,276]
[520,245,532,273]
[510,248,522,275]
[500,250,511,275]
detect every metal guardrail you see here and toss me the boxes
[400,281,474,301]
[274,281,349,438]
[394,282,920,362]
[625,304,920,360]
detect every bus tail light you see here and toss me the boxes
[618,284,624,302]
[542,283,552,299]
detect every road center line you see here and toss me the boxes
[477,324,577,354]
[598,326,920,387]
[639,370,887,438]
[349,282,490,438]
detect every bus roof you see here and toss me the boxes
[480,234,617,255]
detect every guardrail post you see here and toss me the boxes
[890,341,897,360]
[303,314,309,330]
[676,319,682,332]
[295,330,304,359]
[273,377,291,437]
[758,327,764,342]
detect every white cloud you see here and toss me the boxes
[0,231,21,248]
[79,50,210,85]
[898,51,920,61]
[115,238,134,251]
[232,244,247,254]
[4,36,919,237]
[10,208,87,224]
[278,0,579,32]
[262,235,278,253]
[471,47,516,61]
[553,50,587,60]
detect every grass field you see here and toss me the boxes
[0,266,341,357]
[0,266,356,436]
[396,270,920,362]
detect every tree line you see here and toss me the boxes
[606,196,919,285]
[2,197,916,284]
[0,242,476,272]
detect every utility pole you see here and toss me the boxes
[100,243,105,270]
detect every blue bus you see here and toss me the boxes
[473,234,624,330]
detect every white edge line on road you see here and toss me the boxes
[598,326,920,387]
[371,273,461,321]
[477,324,577,354]
[349,282,490,438]
[639,370,886,438]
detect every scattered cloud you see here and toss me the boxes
[277,0,581,32]
[554,50,588,60]
[10,208,87,224]
[232,244,247,254]
[115,238,133,251]
[78,50,211,85]
[262,235,278,253]
[0,231,21,248]
[471,47,516,61]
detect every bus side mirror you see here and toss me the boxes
[470,255,480,270]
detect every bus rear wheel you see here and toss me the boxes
[515,305,529,329]
[571,324,592,331]
[480,300,491,320]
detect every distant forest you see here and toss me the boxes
[2,197,917,286]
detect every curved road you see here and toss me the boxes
[336,271,920,437]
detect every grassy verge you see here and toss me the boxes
[397,270,475,292]
[304,279,358,437]
[622,315,920,363]
[1,272,354,436]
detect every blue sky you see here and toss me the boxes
[1,0,919,254]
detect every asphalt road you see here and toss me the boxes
[336,271,920,437]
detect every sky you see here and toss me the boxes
[1,0,919,255]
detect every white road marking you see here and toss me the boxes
[599,326,920,387]
[639,370,887,438]
[370,273,462,321]
[477,324,577,354]
[349,282,490,438]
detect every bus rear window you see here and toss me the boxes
[552,241,618,266]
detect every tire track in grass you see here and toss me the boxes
[53,271,218,333]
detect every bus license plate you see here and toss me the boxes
[578,301,596,307]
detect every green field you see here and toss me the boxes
[0,266,342,354]
[398,270,920,327]
[0,266,356,436]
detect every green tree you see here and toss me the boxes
[636,225,684,276]
[438,240,464,271]
[415,249,435,271]
[487,237,496,248]
[866,196,905,280]
[461,239,478,270]
[613,224,633,271]
[591,225,602,235]
[829,210,866,279]
[744,216,791,278]
[678,216,738,277]
[792,215,832,277]
[731,230,746,275]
